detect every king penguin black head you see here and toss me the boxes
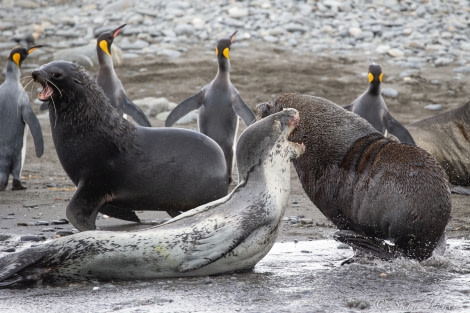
[97,24,126,57]
[216,31,237,60]
[368,62,383,85]
[8,45,42,68]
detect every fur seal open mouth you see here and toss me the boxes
[38,83,54,101]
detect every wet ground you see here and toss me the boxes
[0,44,469,312]
[0,239,469,313]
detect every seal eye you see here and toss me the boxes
[51,72,62,79]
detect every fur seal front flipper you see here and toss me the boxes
[165,31,255,182]
[344,61,415,145]
[333,230,398,260]
[0,108,304,286]
[407,101,470,195]
[32,61,229,231]
[257,93,451,261]
[96,24,151,127]
[0,45,43,191]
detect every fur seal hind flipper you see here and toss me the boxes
[21,103,44,157]
[333,230,398,260]
[165,90,204,127]
[99,204,140,223]
[118,91,151,127]
[450,184,470,195]
[383,111,415,145]
[233,94,256,126]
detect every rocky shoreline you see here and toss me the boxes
[1,0,470,69]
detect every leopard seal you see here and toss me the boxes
[257,93,451,261]
[0,108,304,286]
[31,60,229,231]
[407,101,470,195]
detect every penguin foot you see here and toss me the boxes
[11,179,26,190]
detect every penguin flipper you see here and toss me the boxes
[233,93,256,126]
[21,103,44,157]
[333,230,397,260]
[165,90,204,127]
[119,92,151,127]
[383,112,416,145]
[177,215,256,272]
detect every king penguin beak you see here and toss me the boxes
[113,24,127,38]
[230,31,238,43]
[27,45,44,55]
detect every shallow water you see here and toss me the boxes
[0,239,468,313]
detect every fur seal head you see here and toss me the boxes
[237,108,304,183]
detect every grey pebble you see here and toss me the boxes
[55,230,75,237]
[35,221,50,226]
[51,219,69,225]
[20,235,45,242]
[424,104,443,110]
[347,300,371,310]
[23,203,38,208]
[0,234,12,241]
[381,88,399,98]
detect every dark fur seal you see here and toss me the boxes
[32,61,229,231]
[257,93,451,261]
[407,102,470,194]
[165,31,255,182]
[0,109,304,286]
[344,61,415,145]
[0,46,43,191]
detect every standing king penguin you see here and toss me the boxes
[0,46,43,191]
[165,31,256,182]
[344,61,415,145]
[96,24,151,127]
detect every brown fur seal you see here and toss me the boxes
[257,93,452,261]
[0,109,304,287]
[407,102,470,195]
[31,61,229,231]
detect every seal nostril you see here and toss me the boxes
[32,71,38,80]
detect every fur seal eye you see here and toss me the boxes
[51,72,62,79]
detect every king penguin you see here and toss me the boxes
[96,24,151,127]
[165,31,255,182]
[0,46,44,191]
[344,60,415,145]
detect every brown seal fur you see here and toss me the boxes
[257,93,452,261]
[407,101,470,192]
